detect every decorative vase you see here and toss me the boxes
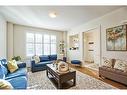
[57,61,69,73]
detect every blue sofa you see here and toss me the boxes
[31,55,57,72]
[0,59,27,89]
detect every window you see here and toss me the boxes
[43,35,57,55]
[44,35,50,55]
[26,33,57,56]
[26,33,34,56]
[51,35,56,55]
[35,34,42,55]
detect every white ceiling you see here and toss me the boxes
[0,6,123,31]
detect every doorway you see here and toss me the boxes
[83,27,101,71]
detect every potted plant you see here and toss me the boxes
[12,56,21,61]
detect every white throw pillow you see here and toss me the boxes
[0,79,13,89]
[33,55,40,63]
[103,57,112,68]
[114,59,127,72]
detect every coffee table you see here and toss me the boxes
[46,64,76,89]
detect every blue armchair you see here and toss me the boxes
[31,55,57,72]
[0,59,27,89]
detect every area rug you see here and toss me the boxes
[85,64,99,71]
[27,70,117,89]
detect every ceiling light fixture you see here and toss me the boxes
[49,12,57,18]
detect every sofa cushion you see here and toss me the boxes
[17,63,26,68]
[114,69,127,76]
[34,62,45,67]
[5,68,27,80]
[99,66,108,70]
[7,76,27,89]
[39,55,50,62]
[49,55,57,61]
[0,79,13,89]
[102,57,112,68]
[99,66,127,76]
[114,59,127,72]
[40,61,53,64]
[34,61,53,67]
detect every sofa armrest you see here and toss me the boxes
[31,60,36,72]
[17,63,26,68]
[31,60,35,67]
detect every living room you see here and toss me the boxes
[0,5,127,91]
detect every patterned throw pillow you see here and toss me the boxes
[7,60,18,73]
[114,59,127,72]
[33,55,40,64]
[0,79,13,89]
[103,57,112,68]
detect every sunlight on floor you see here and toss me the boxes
[84,62,99,71]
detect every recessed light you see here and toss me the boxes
[49,12,57,18]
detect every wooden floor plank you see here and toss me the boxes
[70,64,127,89]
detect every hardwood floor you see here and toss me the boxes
[70,64,127,89]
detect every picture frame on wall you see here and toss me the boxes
[106,24,127,51]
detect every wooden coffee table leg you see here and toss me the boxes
[73,74,76,86]
[46,69,49,78]
[73,77,76,86]
[58,80,62,89]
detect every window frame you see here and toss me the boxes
[35,34,43,55]
[26,33,57,57]
[26,33,35,57]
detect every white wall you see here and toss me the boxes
[0,14,6,58]
[7,23,66,60]
[7,22,14,60]
[67,7,127,66]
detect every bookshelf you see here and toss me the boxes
[69,34,79,50]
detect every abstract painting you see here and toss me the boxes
[106,25,127,51]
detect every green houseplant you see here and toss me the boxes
[12,56,21,61]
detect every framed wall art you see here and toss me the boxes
[106,24,127,51]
